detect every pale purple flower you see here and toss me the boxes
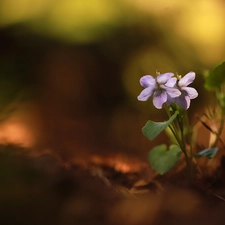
[137,73,181,109]
[169,72,198,110]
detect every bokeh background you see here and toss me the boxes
[1,1,225,225]
[0,0,225,159]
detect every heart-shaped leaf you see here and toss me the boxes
[142,111,178,140]
[194,147,218,159]
[205,61,225,90]
[148,144,182,175]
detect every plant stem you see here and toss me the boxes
[164,105,181,141]
[183,111,195,182]
[212,107,225,148]
[164,104,194,183]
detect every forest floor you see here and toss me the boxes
[1,144,225,225]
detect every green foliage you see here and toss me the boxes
[205,61,225,90]
[148,144,182,175]
[142,111,178,140]
[194,147,218,159]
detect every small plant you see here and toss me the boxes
[137,63,225,182]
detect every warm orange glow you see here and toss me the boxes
[0,103,43,148]
[0,119,34,147]
[74,153,148,174]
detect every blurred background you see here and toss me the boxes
[0,0,225,160]
[1,1,225,225]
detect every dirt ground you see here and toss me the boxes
[1,143,225,225]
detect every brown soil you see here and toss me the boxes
[1,144,225,225]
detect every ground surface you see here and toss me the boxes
[1,144,225,225]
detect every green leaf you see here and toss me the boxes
[142,111,178,140]
[205,61,225,90]
[148,144,182,175]
[194,147,218,159]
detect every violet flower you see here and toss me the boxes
[170,72,198,110]
[137,73,181,109]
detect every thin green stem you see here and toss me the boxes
[184,111,193,155]
[164,104,194,183]
[178,113,193,181]
[184,112,196,181]
[164,105,181,140]
[212,107,225,148]
[168,124,183,147]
